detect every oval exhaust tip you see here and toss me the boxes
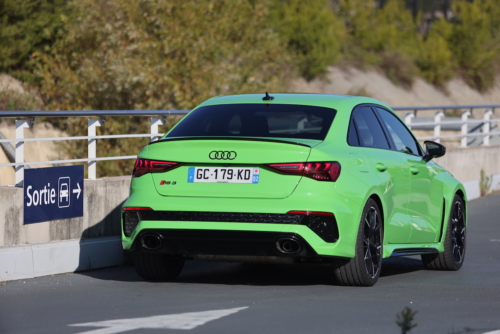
[141,234,163,251]
[276,238,301,254]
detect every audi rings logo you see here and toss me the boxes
[209,151,237,160]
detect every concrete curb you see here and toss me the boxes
[463,174,500,201]
[0,236,123,282]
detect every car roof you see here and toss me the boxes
[198,93,392,112]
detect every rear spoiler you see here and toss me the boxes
[148,136,314,148]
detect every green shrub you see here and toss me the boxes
[35,0,293,177]
[338,0,418,53]
[337,0,419,87]
[480,169,493,197]
[0,0,71,82]
[270,0,343,81]
[415,24,454,87]
[445,0,500,91]
[396,307,418,334]
[336,0,380,65]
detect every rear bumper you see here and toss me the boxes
[122,219,356,258]
[123,176,363,258]
[126,229,320,259]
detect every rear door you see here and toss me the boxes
[351,106,412,244]
[374,107,443,243]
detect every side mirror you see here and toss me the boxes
[423,141,446,162]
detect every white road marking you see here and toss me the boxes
[69,307,248,334]
[483,330,500,334]
[490,239,500,242]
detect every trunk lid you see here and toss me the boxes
[144,138,318,199]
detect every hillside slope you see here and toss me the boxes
[291,66,500,115]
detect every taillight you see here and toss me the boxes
[266,161,341,182]
[122,207,153,211]
[132,159,180,177]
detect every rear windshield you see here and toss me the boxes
[166,103,336,140]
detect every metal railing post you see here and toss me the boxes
[15,120,30,187]
[405,112,415,129]
[483,109,493,146]
[88,118,103,179]
[434,111,444,143]
[150,117,165,142]
[461,110,471,148]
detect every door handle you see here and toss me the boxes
[375,163,387,172]
[410,166,420,175]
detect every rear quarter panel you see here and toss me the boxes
[431,161,469,231]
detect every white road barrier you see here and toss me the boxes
[0,237,123,282]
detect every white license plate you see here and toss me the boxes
[188,167,260,183]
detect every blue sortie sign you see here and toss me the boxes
[24,165,84,224]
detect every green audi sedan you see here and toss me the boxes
[122,93,467,286]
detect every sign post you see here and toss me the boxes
[24,165,84,224]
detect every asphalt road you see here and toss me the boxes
[1,193,500,334]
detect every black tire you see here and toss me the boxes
[132,252,184,281]
[422,194,466,271]
[333,198,383,286]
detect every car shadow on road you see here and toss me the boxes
[75,197,125,274]
[75,256,425,286]
[380,256,425,277]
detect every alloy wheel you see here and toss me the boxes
[363,206,382,278]
[451,200,466,264]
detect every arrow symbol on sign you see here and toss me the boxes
[73,182,81,199]
[69,306,248,333]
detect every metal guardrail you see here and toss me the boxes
[392,104,500,113]
[398,106,500,147]
[0,110,190,117]
[0,110,189,186]
[0,105,499,187]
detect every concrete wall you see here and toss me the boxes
[0,176,130,281]
[435,145,500,200]
[0,176,130,247]
[436,145,500,184]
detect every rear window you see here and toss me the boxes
[166,103,336,140]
